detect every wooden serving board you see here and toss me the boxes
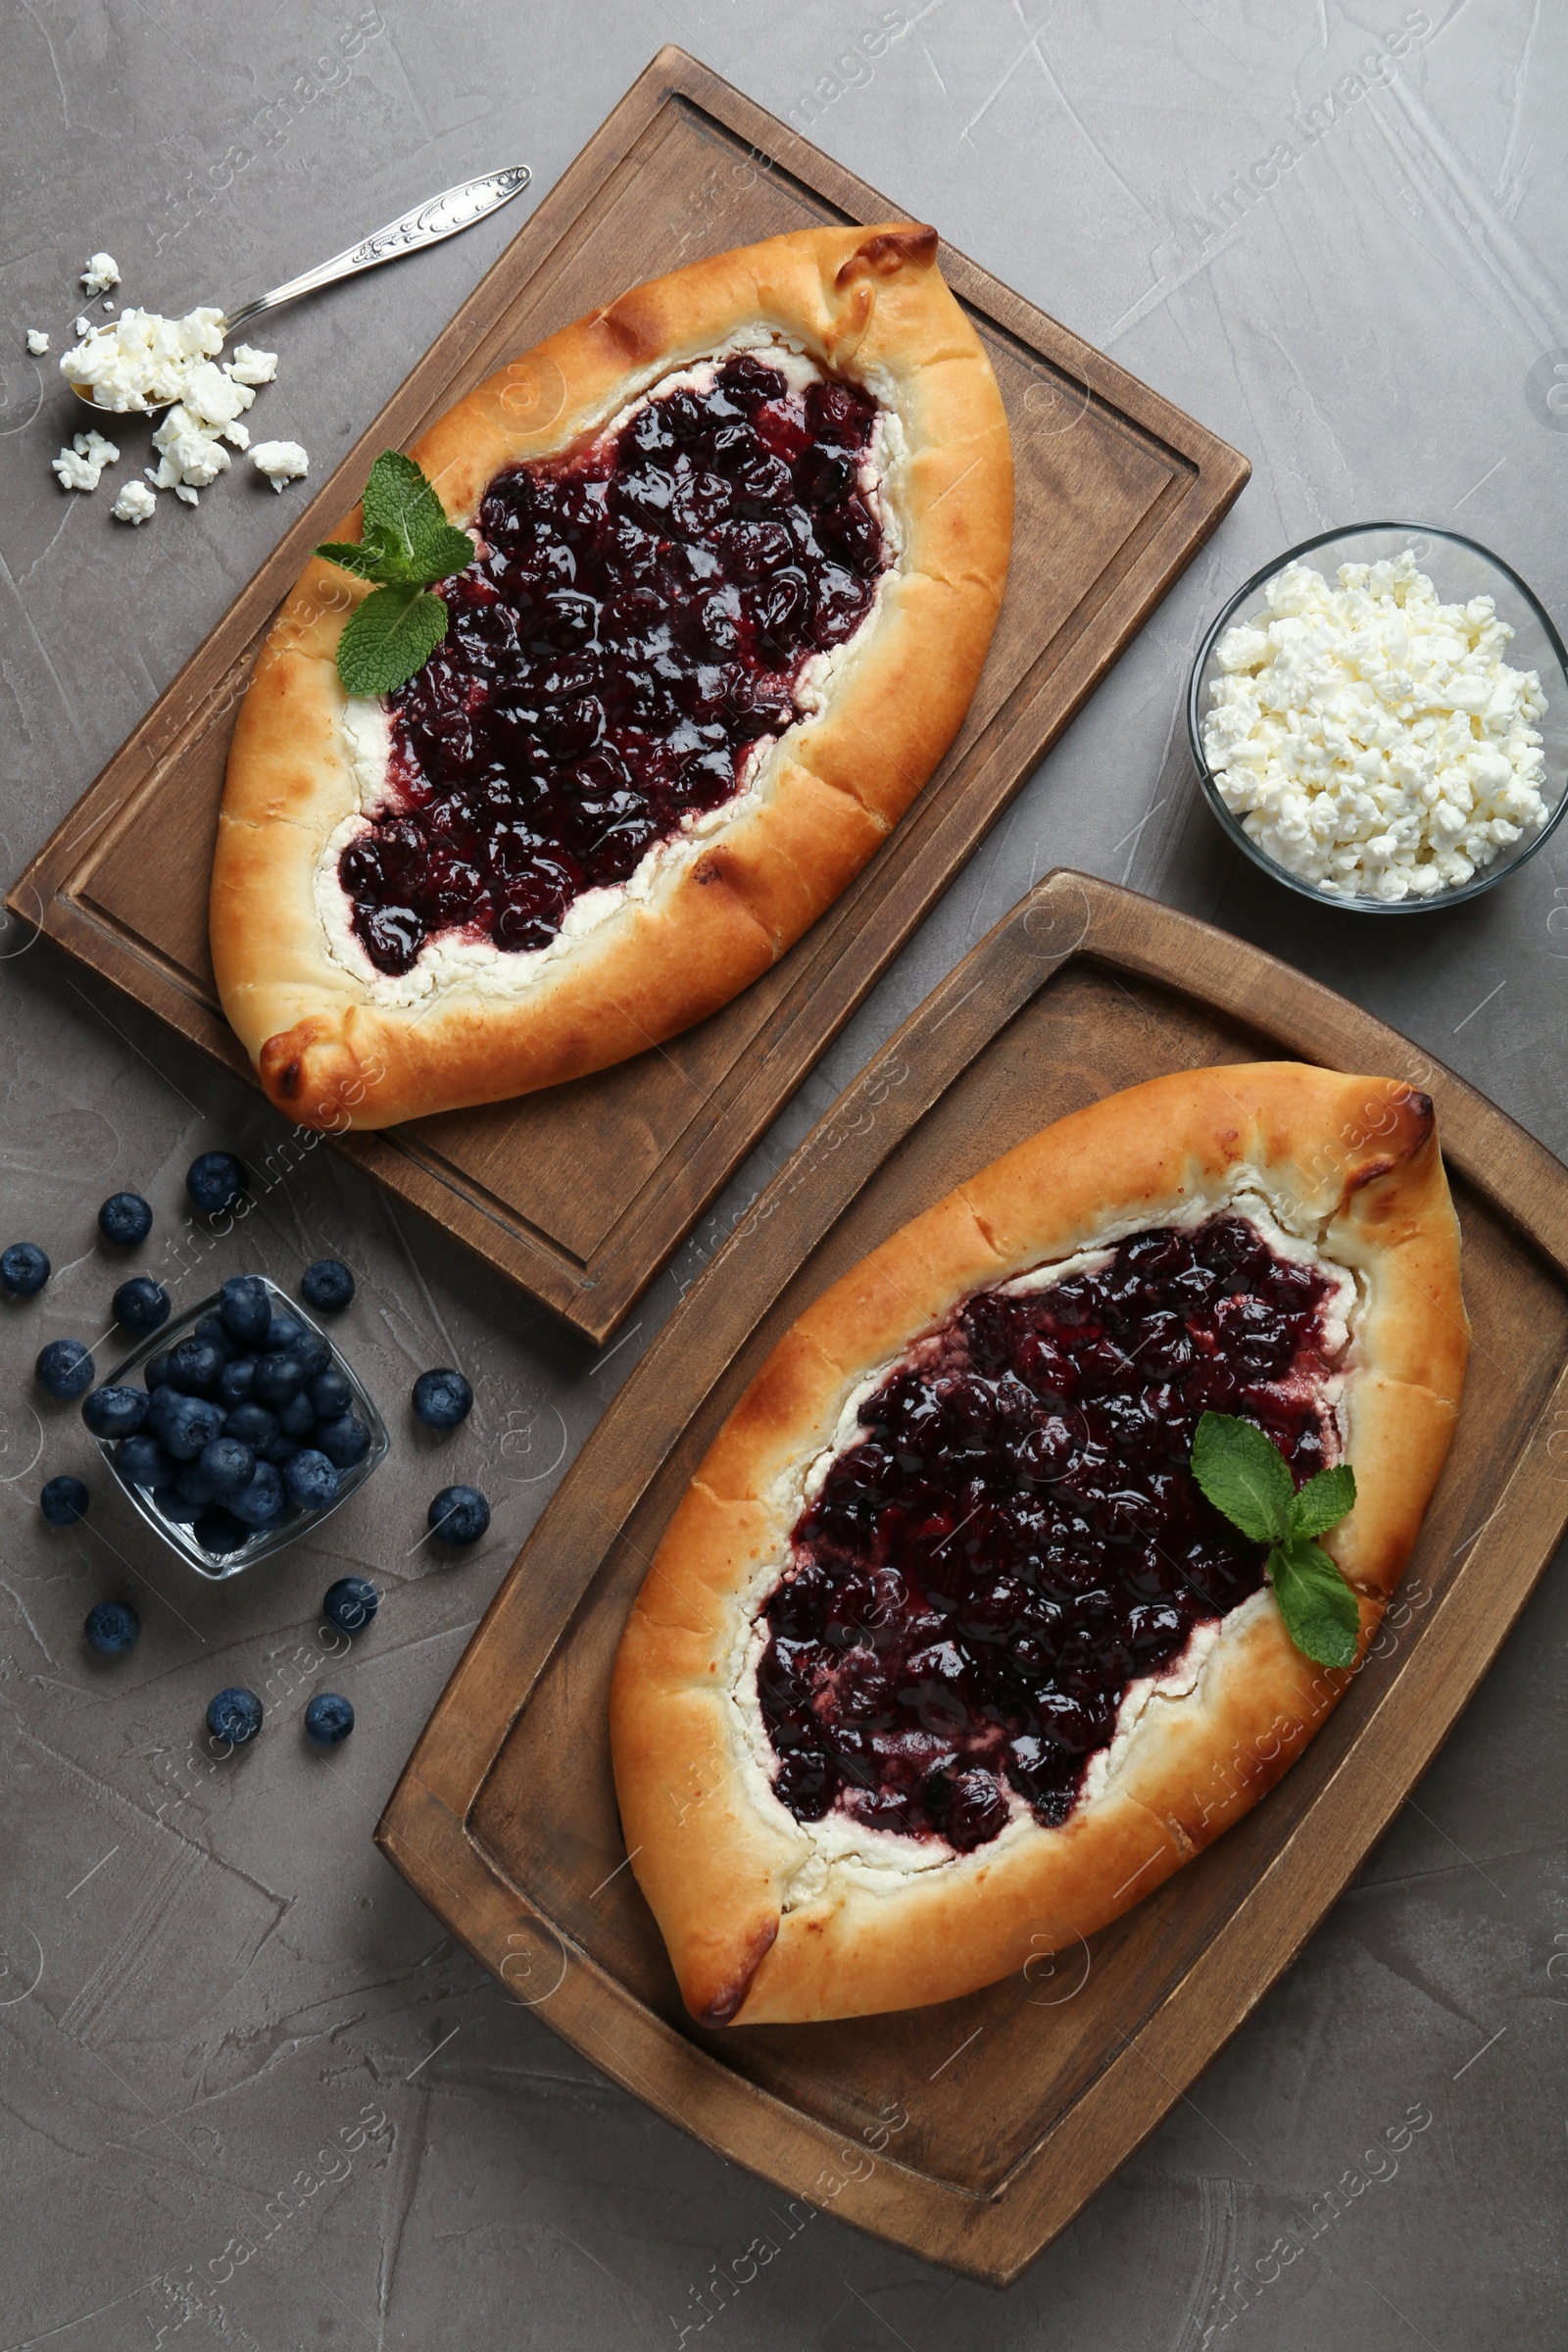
[7,49,1248,1344]
[376,870,1568,2285]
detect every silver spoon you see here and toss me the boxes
[70,164,531,413]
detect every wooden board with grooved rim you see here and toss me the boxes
[7,46,1248,1343]
[376,871,1568,2285]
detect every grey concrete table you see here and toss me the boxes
[2,6,1563,2346]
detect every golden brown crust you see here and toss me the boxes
[212,225,1012,1130]
[608,1064,1469,2026]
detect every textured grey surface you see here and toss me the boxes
[1,3,1565,2345]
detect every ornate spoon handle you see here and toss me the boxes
[220,165,531,337]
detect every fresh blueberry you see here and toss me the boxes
[277,1390,316,1440]
[114,1275,170,1336]
[166,1335,226,1396]
[308,1366,353,1421]
[292,1329,331,1380]
[217,1354,258,1408]
[149,1387,224,1460]
[413,1369,473,1429]
[323,1574,379,1633]
[197,1436,254,1499]
[206,1685,263,1741]
[222,1400,277,1448]
[262,1308,308,1354]
[1,1242,51,1297]
[193,1312,236,1361]
[218,1274,271,1345]
[176,1456,222,1507]
[260,1433,301,1468]
[186,1152,247,1216]
[195,1507,251,1556]
[229,1460,285,1527]
[82,1385,149,1440]
[98,1192,153,1247]
[315,1413,370,1469]
[428,1484,489,1545]
[40,1473,89,1526]
[117,1432,173,1489]
[254,1352,307,1405]
[154,1483,201,1524]
[301,1258,354,1312]
[84,1599,140,1655]
[36,1339,95,1400]
[144,1348,173,1392]
[304,1690,355,1745]
[283,1449,339,1512]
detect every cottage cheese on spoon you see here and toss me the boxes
[1202,551,1549,902]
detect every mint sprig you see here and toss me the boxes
[317,450,474,697]
[1191,1411,1360,1669]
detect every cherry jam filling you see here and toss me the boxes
[337,354,889,976]
[757,1214,1346,1852]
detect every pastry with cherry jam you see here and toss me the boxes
[610,1064,1468,2026]
[213,225,1012,1130]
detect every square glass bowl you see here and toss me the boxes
[1187,522,1568,912]
[94,1276,389,1580]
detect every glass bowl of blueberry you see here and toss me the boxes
[85,1272,387,1579]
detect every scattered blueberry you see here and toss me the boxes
[118,1432,173,1489]
[315,1413,370,1469]
[304,1690,355,1745]
[186,1152,247,1216]
[218,1274,271,1345]
[1,1242,50,1298]
[413,1369,473,1430]
[149,1386,224,1460]
[308,1366,353,1421]
[166,1335,226,1396]
[217,1354,258,1408]
[229,1461,285,1527]
[36,1339,95,1400]
[144,1348,173,1392]
[301,1258,354,1312]
[428,1484,489,1545]
[254,1352,307,1406]
[114,1275,170,1336]
[221,1400,277,1449]
[207,1685,263,1742]
[197,1436,255,1499]
[323,1574,379,1633]
[193,1312,236,1361]
[263,1309,308,1357]
[84,1599,140,1655]
[98,1191,153,1247]
[283,1448,339,1512]
[40,1473,89,1526]
[195,1506,251,1556]
[82,1384,150,1440]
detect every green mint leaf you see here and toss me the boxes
[1191,1411,1295,1544]
[315,538,390,582]
[1267,1538,1360,1668]
[335,583,449,697]
[361,451,470,585]
[1290,1462,1357,1541]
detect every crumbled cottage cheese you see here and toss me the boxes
[250,439,309,490]
[1202,552,1550,903]
[52,428,121,492]
[81,252,121,295]
[25,328,48,356]
[57,300,299,513]
[111,478,158,526]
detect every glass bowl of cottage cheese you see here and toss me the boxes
[1188,524,1568,909]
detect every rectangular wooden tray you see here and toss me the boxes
[376,869,1568,2285]
[8,47,1248,1344]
